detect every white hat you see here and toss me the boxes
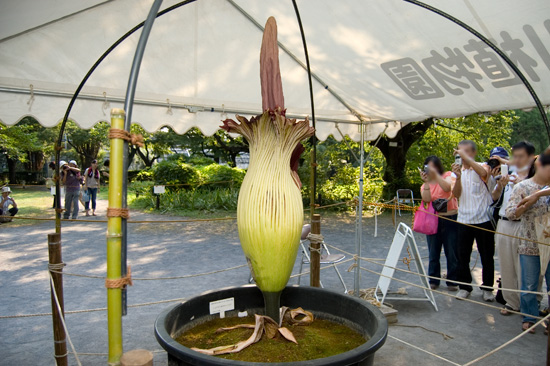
[59,160,67,166]
[69,160,78,166]
[2,186,11,193]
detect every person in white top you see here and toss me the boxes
[491,141,535,315]
[0,186,18,223]
[452,140,495,301]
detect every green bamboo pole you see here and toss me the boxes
[107,108,125,365]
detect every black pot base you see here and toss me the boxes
[155,285,388,366]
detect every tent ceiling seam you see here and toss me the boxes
[0,0,114,43]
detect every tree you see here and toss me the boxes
[374,118,435,198]
[510,109,549,153]
[129,125,174,168]
[0,117,55,183]
[174,128,249,167]
[406,111,516,187]
[64,121,110,168]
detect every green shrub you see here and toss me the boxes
[317,165,384,209]
[131,188,239,212]
[128,181,154,197]
[198,164,245,189]
[136,168,154,182]
[180,155,216,167]
[152,160,201,187]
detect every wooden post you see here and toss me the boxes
[48,233,67,366]
[121,349,153,366]
[310,214,321,287]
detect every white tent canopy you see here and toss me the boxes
[1,0,549,141]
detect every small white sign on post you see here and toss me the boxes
[153,185,165,194]
[209,297,235,318]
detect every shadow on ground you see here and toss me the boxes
[0,201,547,365]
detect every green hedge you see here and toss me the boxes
[198,164,245,189]
[151,160,201,187]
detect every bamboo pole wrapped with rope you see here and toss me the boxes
[106,108,125,364]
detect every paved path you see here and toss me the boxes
[0,201,547,365]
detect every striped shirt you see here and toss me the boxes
[457,165,493,224]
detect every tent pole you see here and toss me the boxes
[120,0,163,318]
[354,124,365,296]
[404,0,550,142]
[291,0,317,218]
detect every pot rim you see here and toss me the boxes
[155,285,388,366]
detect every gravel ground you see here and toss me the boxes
[1,198,548,366]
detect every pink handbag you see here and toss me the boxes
[413,201,438,235]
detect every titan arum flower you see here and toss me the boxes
[221,16,314,322]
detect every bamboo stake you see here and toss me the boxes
[107,108,125,365]
[48,233,67,366]
[310,214,321,287]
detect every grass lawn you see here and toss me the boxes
[3,187,55,227]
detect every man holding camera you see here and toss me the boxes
[452,140,496,301]
[62,160,82,220]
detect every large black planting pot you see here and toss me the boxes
[155,285,388,366]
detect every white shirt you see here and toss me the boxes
[2,196,14,214]
[457,165,493,224]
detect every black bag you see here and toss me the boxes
[432,198,448,213]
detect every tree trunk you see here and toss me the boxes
[7,158,17,184]
[373,118,434,199]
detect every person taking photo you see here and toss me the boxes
[452,140,496,301]
[419,155,459,291]
[491,142,535,315]
[506,153,550,334]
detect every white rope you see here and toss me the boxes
[49,272,82,366]
[388,335,461,366]
[462,313,550,366]
[325,243,548,296]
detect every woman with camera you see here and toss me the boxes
[420,155,459,291]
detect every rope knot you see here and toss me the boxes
[108,128,144,147]
[48,262,66,271]
[105,266,133,289]
[306,233,324,245]
[106,207,130,219]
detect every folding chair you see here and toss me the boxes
[297,224,348,293]
[396,189,414,217]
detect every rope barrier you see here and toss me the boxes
[10,216,237,223]
[324,242,548,296]
[462,313,550,366]
[388,335,461,366]
[50,263,248,281]
[358,265,544,320]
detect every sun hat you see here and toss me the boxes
[69,160,78,166]
[59,160,67,167]
[2,186,11,193]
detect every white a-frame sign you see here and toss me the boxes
[375,223,438,311]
